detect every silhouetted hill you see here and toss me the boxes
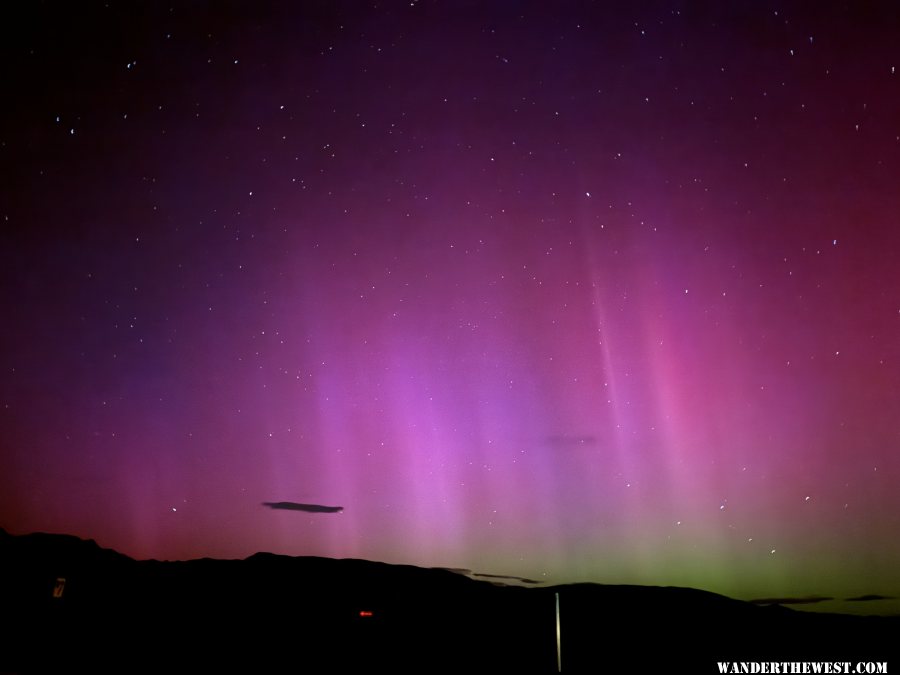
[1,529,896,673]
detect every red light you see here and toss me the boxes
[359,610,374,617]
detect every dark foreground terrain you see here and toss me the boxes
[1,529,895,673]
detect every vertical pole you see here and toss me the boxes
[555,591,561,672]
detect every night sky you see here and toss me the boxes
[2,1,899,615]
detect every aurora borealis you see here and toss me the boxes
[1,1,898,615]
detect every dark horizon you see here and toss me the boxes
[2,525,897,618]
[2,527,896,673]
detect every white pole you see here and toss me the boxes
[555,591,561,672]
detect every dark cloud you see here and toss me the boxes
[434,567,473,575]
[749,596,833,606]
[473,572,543,584]
[436,568,543,584]
[845,594,895,602]
[262,502,343,514]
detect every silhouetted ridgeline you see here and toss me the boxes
[0,528,895,673]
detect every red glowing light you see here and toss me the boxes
[359,610,374,617]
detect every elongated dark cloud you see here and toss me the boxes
[845,594,894,602]
[473,572,542,584]
[749,596,833,606]
[434,567,473,575]
[262,502,344,514]
[436,568,542,584]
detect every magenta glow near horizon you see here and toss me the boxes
[1,2,898,614]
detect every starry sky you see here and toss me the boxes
[1,1,899,615]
